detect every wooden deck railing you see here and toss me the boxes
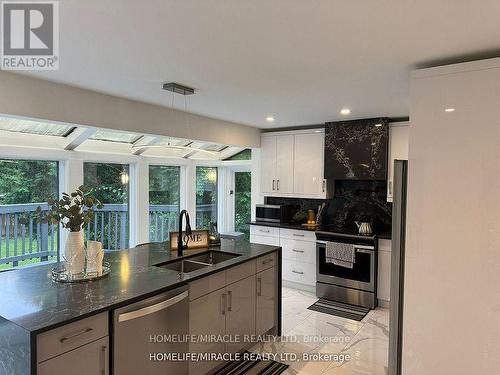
[0,203,216,268]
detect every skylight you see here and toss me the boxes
[90,129,143,144]
[188,141,227,152]
[0,117,75,137]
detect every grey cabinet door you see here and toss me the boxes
[38,336,108,375]
[189,288,226,375]
[256,267,277,336]
[225,275,256,353]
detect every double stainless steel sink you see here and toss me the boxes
[155,250,241,274]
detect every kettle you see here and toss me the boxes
[355,221,373,236]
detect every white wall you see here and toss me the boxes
[0,71,261,148]
[403,58,500,374]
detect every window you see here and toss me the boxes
[224,149,251,161]
[149,166,180,242]
[0,159,59,270]
[196,167,218,229]
[0,117,75,136]
[83,162,130,250]
[90,129,143,144]
[234,171,251,239]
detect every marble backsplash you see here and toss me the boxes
[265,179,392,234]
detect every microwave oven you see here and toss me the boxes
[255,204,292,223]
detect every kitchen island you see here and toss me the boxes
[0,242,281,375]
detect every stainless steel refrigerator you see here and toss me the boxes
[388,160,408,375]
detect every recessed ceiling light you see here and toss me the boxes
[266,116,275,122]
[445,108,455,112]
[375,123,383,127]
[340,108,351,115]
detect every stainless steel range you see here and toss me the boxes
[316,231,378,308]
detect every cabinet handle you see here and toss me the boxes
[221,293,226,315]
[257,278,262,296]
[227,290,232,312]
[259,229,270,233]
[261,258,273,265]
[277,179,280,191]
[101,345,107,375]
[389,181,392,195]
[59,327,93,344]
[293,233,305,237]
[322,179,326,193]
[292,249,304,253]
[292,270,304,275]
[272,180,275,191]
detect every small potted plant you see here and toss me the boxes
[34,186,103,275]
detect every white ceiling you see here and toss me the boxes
[20,0,500,129]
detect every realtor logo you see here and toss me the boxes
[1,1,59,70]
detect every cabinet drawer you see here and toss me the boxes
[279,228,316,242]
[250,234,279,246]
[37,312,108,363]
[189,270,226,301]
[281,238,316,264]
[38,336,109,375]
[226,260,256,285]
[282,259,316,286]
[256,252,277,273]
[250,225,280,238]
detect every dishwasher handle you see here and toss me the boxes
[118,291,188,323]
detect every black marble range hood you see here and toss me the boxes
[324,117,389,197]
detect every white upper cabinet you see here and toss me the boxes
[275,135,295,194]
[260,130,325,198]
[293,132,325,196]
[260,135,277,193]
[387,123,409,201]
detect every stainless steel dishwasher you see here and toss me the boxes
[113,285,189,375]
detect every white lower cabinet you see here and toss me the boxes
[250,234,280,246]
[250,226,316,290]
[282,259,316,286]
[280,238,316,264]
[377,239,392,304]
[250,225,280,246]
[280,230,316,289]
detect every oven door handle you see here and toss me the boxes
[356,248,373,254]
[316,241,374,251]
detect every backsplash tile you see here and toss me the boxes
[266,179,391,234]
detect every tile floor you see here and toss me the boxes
[251,287,390,375]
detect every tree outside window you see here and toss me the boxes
[196,167,217,229]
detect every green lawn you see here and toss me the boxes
[0,235,58,271]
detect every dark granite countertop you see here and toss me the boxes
[0,242,280,334]
[249,221,392,239]
[249,221,317,232]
